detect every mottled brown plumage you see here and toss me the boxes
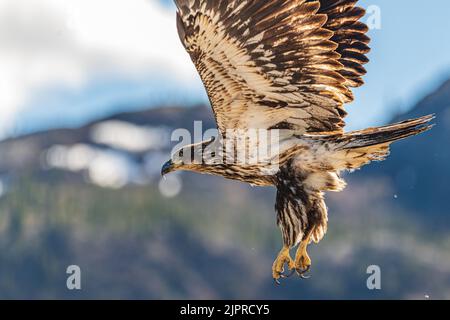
[164,0,434,282]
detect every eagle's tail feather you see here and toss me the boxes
[339,114,434,148]
[331,115,434,170]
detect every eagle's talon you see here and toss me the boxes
[272,246,294,284]
[294,238,312,279]
[296,265,311,276]
[300,273,311,279]
[296,266,311,279]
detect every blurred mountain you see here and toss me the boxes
[0,81,449,299]
[0,106,214,178]
[360,79,450,226]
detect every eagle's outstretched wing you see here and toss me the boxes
[175,0,370,134]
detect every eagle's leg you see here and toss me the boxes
[294,231,312,278]
[272,246,295,284]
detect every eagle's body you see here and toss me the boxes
[164,0,433,282]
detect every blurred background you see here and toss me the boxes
[0,0,450,299]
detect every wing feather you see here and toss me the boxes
[175,0,370,134]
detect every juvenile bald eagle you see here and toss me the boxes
[162,0,433,283]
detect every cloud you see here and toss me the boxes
[0,0,201,138]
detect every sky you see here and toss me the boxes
[0,0,449,139]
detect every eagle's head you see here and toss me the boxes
[161,137,217,176]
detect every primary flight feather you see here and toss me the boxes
[162,0,433,283]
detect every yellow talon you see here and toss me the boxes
[294,238,312,278]
[272,246,295,283]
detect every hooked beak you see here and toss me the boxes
[161,160,175,176]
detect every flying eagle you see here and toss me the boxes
[162,0,433,283]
